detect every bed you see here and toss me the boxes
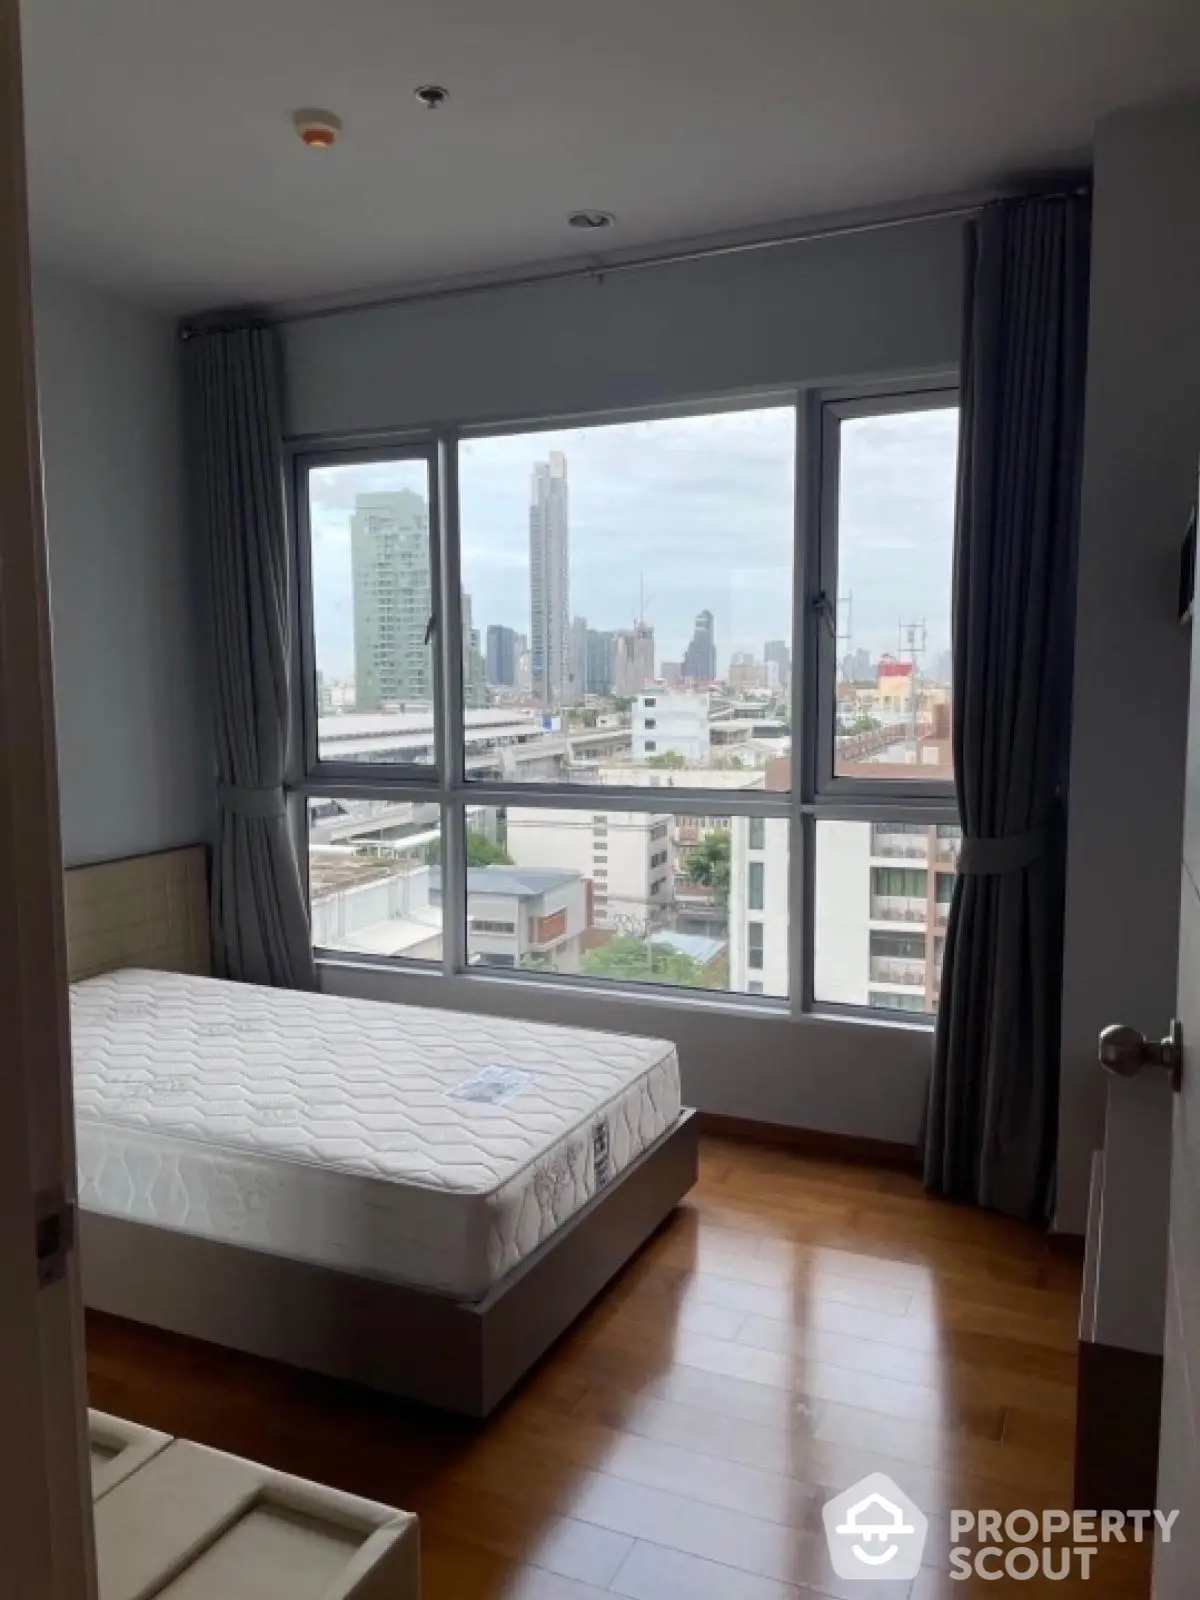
[68,846,698,1416]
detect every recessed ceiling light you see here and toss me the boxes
[293,109,342,149]
[568,210,616,231]
[414,84,449,110]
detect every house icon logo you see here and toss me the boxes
[822,1473,929,1581]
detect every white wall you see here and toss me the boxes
[34,272,212,866]
[1057,97,1200,1252]
[289,214,962,1141]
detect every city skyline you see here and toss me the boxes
[308,405,958,682]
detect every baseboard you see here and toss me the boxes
[1074,1338,1164,1512]
[697,1112,921,1171]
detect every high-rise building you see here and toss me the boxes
[486,624,519,687]
[529,452,570,706]
[567,615,590,702]
[764,639,791,687]
[728,652,760,692]
[461,590,487,708]
[682,610,716,681]
[351,489,432,710]
[586,630,615,696]
[613,623,655,696]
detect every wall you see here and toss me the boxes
[1058,95,1200,1306]
[285,214,962,1142]
[33,272,212,865]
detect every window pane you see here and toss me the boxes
[463,805,788,997]
[459,408,795,785]
[814,819,961,1012]
[833,407,958,782]
[307,457,436,766]
[308,796,443,962]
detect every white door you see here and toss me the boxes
[1155,533,1200,1592]
[0,0,96,1594]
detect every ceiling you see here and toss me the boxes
[19,0,1200,314]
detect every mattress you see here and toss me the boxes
[70,968,681,1299]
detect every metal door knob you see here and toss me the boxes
[1098,1021,1183,1092]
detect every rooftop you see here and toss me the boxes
[429,865,582,899]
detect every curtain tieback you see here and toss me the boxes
[958,820,1053,876]
[218,783,286,819]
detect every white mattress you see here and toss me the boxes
[70,969,682,1299]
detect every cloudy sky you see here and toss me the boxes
[309,404,958,681]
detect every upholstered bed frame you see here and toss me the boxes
[67,846,698,1416]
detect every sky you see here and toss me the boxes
[308,404,959,682]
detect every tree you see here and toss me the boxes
[687,831,732,903]
[647,750,687,770]
[424,832,513,867]
[580,935,705,988]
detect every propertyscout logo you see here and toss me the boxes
[822,1475,1179,1582]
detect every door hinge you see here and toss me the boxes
[34,1185,76,1287]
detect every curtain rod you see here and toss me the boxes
[181,180,1090,338]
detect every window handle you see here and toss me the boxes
[424,613,437,645]
[811,591,838,639]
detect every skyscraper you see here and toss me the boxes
[567,615,590,702]
[613,623,655,695]
[351,489,432,710]
[682,610,716,681]
[529,452,570,706]
[486,624,520,687]
[764,639,791,686]
[461,589,487,708]
[586,629,615,696]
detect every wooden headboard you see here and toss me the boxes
[63,845,211,982]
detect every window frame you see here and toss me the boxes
[290,377,959,1024]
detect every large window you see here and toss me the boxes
[295,385,958,1020]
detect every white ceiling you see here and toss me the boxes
[19,0,1200,314]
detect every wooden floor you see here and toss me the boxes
[87,1135,1153,1598]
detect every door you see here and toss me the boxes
[1155,529,1200,1592]
[0,0,96,1594]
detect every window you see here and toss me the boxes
[303,455,437,769]
[297,387,954,1022]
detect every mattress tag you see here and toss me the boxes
[448,1065,538,1105]
[593,1118,612,1187]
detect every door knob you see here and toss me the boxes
[1098,1020,1183,1092]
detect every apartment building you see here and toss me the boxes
[505,806,673,932]
[728,813,790,997]
[456,867,587,971]
[632,691,711,764]
[350,489,432,710]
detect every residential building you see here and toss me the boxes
[877,655,915,708]
[812,821,961,1012]
[486,624,520,687]
[506,807,673,933]
[632,692,711,765]
[567,615,589,702]
[763,639,790,689]
[682,609,716,681]
[351,489,432,710]
[461,589,487,708]
[454,866,588,972]
[310,853,444,961]
[660,661,682,685]
[728,651,760,692]
[612,623,654,695]
[529,452,570,705]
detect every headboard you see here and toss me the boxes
[63,845,211,982]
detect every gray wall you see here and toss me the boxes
[1058,98,1200,1247]
[285,216,963,1143]
[34,272,212,866]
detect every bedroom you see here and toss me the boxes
[5,3,1200,1597]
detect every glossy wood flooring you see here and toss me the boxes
[87,1135,1152,1598]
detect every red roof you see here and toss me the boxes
[878,656,913,679]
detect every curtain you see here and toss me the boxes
[186,325,316,989]
[924,196,1090,1222]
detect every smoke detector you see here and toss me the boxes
[293,109,342,149]
[414,84,449,110]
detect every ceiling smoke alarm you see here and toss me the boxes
[568,210,616,230]
[293,109,342,149]
[414,85,449,110]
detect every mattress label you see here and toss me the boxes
[593,1118,612,1187]
[448,1065,539,1105]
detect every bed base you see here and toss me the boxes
[81,1110,698,1418]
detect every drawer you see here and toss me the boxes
[89,1410,172,1501]
[95,1439,419,1599]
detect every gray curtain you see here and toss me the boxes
[924,196,1090,1221]
[186,325,316,989]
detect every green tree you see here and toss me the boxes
[647,750,687,770]
[424,832,514,868]
[580,936,705,989]
[687,831,732,903]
